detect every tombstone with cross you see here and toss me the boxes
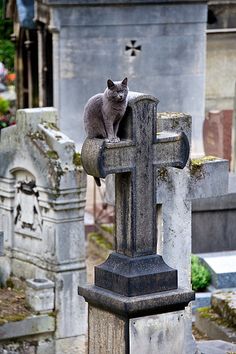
[79,93,199,353]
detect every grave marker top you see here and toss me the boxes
[82,93,190,296]
[82,93,189,257]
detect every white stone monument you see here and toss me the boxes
[0,108,87,353]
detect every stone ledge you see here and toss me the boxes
[0,314,55,340]
[78,284,194,318]
[195,310,236,343]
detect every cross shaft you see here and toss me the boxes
[82,94,189,257]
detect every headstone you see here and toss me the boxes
[203,109,233,165]
[79,93,195,353]
[231,82,236,172]
[199,251,236,289]
[34,0,207,154]
[0,108,87,352]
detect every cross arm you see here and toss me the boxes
[153,131,190,169]
[81,138,135,178]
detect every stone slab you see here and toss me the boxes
[212,290,236,326]
[198,251,236,288]
[195,310,236,343]
[197,340,236,354]
[0,315,55,340]
[130,310,186,354]
[78,284,194,318]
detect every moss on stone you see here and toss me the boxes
[88,232,113,251]
[0,313,28,325]
[191,156,218,167]
[73,152,81,166]
[47,150,59,160]
[28,131,45,141]
[42,122,59,131]
[190,156,218,179]
[197,306,236,330]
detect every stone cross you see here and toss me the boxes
[82,93,190,296]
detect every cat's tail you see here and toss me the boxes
[94,177,101,187]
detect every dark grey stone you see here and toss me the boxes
[192,194,236,253]
[81,93,189,296]
[95,252,177,296]
[78,284,194,318]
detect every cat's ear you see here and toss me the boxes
[107,79,115,89]
[122,77,128,86]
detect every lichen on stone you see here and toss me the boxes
[73,152,81,166]
[28,131,45,141]
[157,167,169,182]
[42,122,59,131]
[46,150,59,160]
[190,156,218,179]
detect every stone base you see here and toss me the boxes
[79,284,194,318]
[88,305,196,354]
[95,252,177,296]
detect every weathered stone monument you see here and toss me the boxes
[79,92,228,353]
[0,108,87,353]
[80,93,190,353]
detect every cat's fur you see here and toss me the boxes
[83,78,129,186]
[84,77,129,142]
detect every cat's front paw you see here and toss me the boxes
[109,137,120,143]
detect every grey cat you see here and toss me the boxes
[84,77,129,142]
[83,77,129,186]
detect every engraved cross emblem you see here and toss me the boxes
[125,40,142,57]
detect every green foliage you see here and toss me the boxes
[0,0,15,71]
[0,97,16,129]
[0,97,9,114]
[0,39,15,71]
[191,255,211,291]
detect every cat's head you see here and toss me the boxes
[105,78,128,102]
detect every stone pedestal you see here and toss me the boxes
[26,278,54,313]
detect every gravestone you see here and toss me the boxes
[34,0,207,154]
[0,108,87,353]
[192,83,236,254]
[199,251,236,289]
[203,110,233,164]
[79,93,194,353]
